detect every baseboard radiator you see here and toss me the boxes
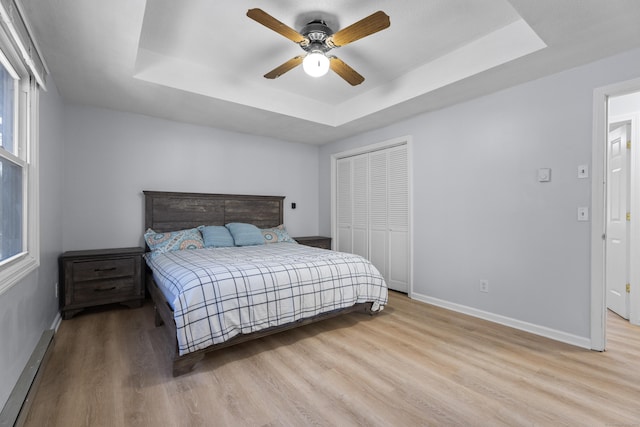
[0,330,55,427]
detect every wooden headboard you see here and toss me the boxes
[143,191,285,232]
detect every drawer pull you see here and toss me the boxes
[94,267,117,272]
[94,286,117,292]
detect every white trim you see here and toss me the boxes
[0,1,46,89]
[330,136,414,295]
[412,291,591,349]
[406,140,414,297]
[331,136,411,160]
[50,312,61,332]
[591,86,607,351]
[630,112,640,326]
[0,44,18,79]
[591,76,640,350]
[0,253,37,293]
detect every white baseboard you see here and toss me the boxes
[0,330,55,426]
[50,312,62,332]
[409,291,591,349]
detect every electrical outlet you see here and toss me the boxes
[480,280,489,293]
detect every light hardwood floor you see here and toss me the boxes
[24,292,640,426]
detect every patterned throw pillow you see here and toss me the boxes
[225,223,265,246]
[261,224,297,244]
[144,228,204,255]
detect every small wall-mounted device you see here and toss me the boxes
[291,202,296,209]
[537,168,551,182]
[578,164,589,179]
[578,206,589,221]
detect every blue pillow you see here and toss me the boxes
[225,223,265,246]
[198,225,235,248]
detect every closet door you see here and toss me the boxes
[351,154,369,258]
[336,154,368,257]
[335,143,409,294]
[368,145,409,293]
[336,157,353,253]
[387,145,409,293]
[369,150,389,282]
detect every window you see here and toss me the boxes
[0,59,21,263]
[0,1,45,294]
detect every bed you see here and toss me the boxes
[143,191,388,376]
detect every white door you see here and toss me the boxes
[606,123,630,319]
[352,155,369,259]
[336,158,353,253]
[334,140,411,294]
[369,150,389,282]
[368,146,409,293]
[336,154,369,258]
[387,146,409,293]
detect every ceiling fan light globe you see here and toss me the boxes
[303,52,330,77]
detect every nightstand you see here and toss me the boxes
[59,247,145,319]
[294,236,332,250]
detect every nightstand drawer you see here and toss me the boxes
[72,277,138,304]
[72,258,136,282]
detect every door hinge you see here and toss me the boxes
[627,140,632,149]
[627,283,631,293]
[627,212,631,221]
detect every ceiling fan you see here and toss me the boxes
[246,8,390,86]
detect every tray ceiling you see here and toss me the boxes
[19,0,640,144]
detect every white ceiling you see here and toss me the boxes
[19,0,640,145]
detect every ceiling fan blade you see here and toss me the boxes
[247,9,306,44]
[264,56,304,79]
[329,57,364,86]
[328,11,390,47]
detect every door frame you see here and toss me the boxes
[591,77,640,350]
[330,135,414,296]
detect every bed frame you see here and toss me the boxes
[143,190,375,376]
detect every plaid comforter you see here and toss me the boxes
[145,243,388,355]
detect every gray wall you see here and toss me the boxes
[0,82,65,409]
[320,47,640,340]
[61,106,321,251]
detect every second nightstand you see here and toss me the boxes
[294,236,332,250]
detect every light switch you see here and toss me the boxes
[538,168,551,182]
[578,165,589,178]
[578,207,589,221]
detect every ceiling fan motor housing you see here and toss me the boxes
[301,20,333,53]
